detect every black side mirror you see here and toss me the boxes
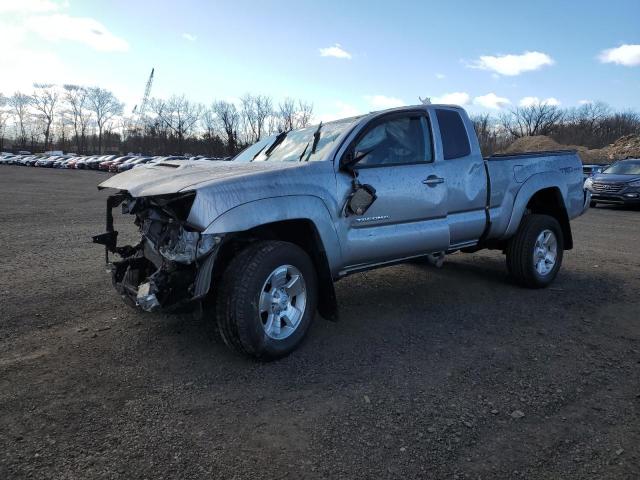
[346,184,377,216]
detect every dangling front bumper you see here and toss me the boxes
[93,192,222,312]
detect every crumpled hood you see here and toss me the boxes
[98,160,301,197]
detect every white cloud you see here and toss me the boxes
[473,93,511,110]
[319,43,352,59]
[0,24,66,94]
[470,51,554,76]
[578,99,593,105]
[0,0,64,13]
[182,33,197,42]
[598,44,640,67]
[0,8,131,103]
[541,97,561,106]
[435,73,446,80]
[365,95,405,109]
[318,101,361,122]
[431,92,470,105]
[25,14,129,52]
[519,96,561,107]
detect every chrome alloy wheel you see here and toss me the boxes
[259,265,307,340]
[533,229,558,276]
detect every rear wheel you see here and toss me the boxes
[215,241,318,360]
[506,214,564,288]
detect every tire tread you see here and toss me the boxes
[215,240,316,359]
[506,214,564,288]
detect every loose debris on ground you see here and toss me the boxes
[1,167,639,479]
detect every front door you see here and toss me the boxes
[336,112,450,269]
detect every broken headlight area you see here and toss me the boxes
[141,217,220,264]
[93,192,222,312]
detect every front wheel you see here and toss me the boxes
[506,214,564,288]
[215,241,318,360]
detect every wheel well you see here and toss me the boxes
[525,187,573,250]
[214,219,338,320]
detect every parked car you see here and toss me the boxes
[108,156,135,172]
[94,104,589,359]
[35,156,57,167]
[118,156,152,172]
[86,156,108,170]
[66,157,81,169]
[585,158,640,207]
[582,164,607,180]
[98,155,119,171]
[0,154,15,164]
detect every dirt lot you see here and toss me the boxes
[1,166,639,479]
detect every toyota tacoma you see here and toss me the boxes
[93,104,590,359]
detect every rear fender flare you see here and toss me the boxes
[504,173,569,239]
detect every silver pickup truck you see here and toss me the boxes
[94,104,589,359]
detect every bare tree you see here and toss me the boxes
[55,111,73,152]
[31,83,59,151]
[153,95,203,154]
[499,104,564,138]
[573,101,611,127]
[277,97,296,132]
[86,87,123,153]
[0,93,7,151]
[240,94,273,143]
[598,111,640,146]
[472,114,497,156]
[211,100,240,155]
[274,98,314,133]
[63,85,91,153]
[27,114,45,152]
[201,107,217,139]
[9,92,31,148]
[295,99,314,128]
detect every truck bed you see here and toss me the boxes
[484,149,586,241]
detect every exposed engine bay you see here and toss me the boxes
[93,191,222,312]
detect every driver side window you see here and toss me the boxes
[355,115,431,167]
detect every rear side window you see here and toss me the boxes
[436,109,471,160]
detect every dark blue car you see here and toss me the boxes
[585,158,640,207]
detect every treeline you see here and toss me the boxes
[472,101,640,156]
[2,84,639,158]
[0,85,313,157]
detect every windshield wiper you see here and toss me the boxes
[299,122,323,162]
[298,142,310,162]
[263,131,288,158]
[252,145,267,160]
[310,122,323,154]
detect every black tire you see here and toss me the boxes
[590,201,597,208]
[506,214,564,289]
[215,240,318,360]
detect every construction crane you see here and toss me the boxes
[133,68,154,132]
[139,68,154,120]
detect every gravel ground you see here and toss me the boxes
[0,165,639,479]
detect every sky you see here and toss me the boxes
[1,0,639,121]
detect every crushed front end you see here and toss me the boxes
[93,191,222,312]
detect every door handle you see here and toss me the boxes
[422,175,445,186]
